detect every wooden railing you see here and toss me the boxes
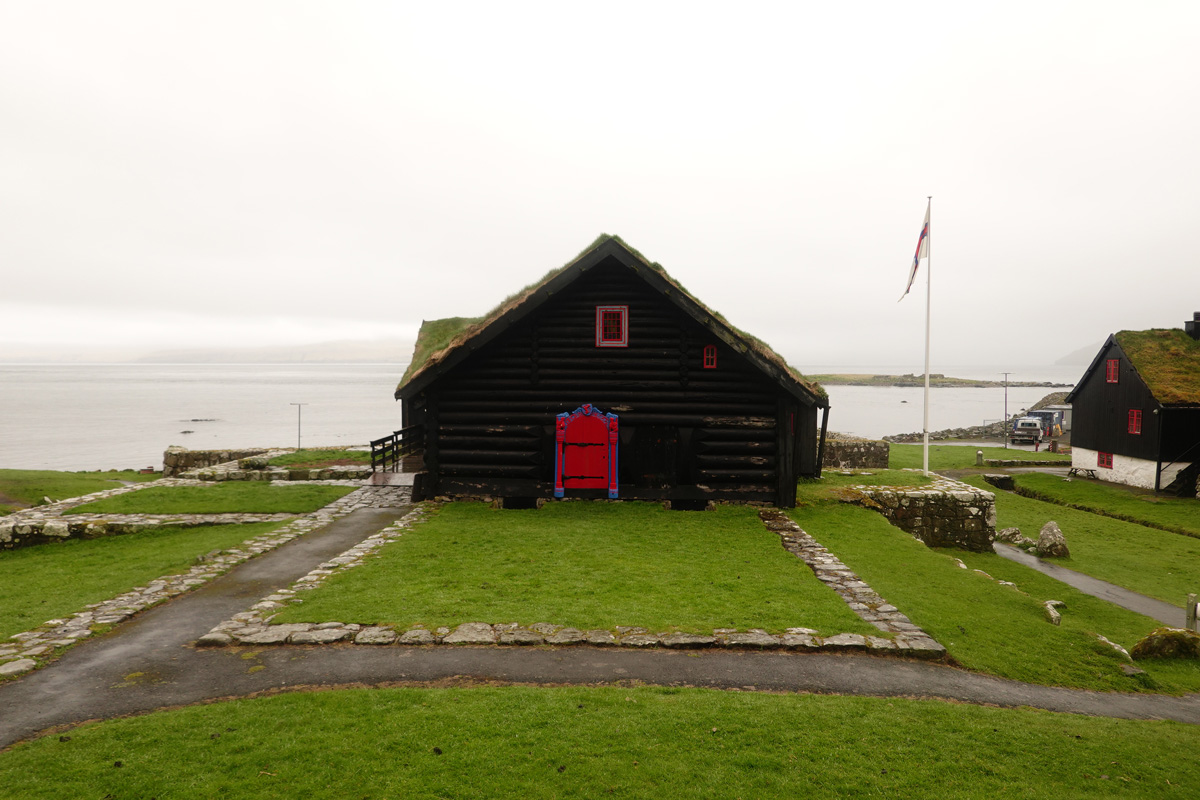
[370,425,423,473]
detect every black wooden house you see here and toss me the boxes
[1065,316,1200,494]
[394,235,830,507]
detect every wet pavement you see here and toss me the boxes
[994,543,1185,627]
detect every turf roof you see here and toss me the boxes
[397,234,825,400]
[1114,328,1200,406]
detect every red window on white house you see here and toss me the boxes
[703,344,717,369]
[1128,409,1142,434]
[1106,359,1120,383]
[595,306,628,347]
[1098,451,1114,469]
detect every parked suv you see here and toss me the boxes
[1010,417,1044,445]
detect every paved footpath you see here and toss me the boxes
[4,504,1200,750]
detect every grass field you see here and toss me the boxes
[788,500,1200,694]
[963,475,1200,605]
[1,687,1197,799]
[266,448,372,469]
[1011,472,1200,538]
[0,469,158,515]
[270,501,880,637]
[64,483,354,516]
[0,521,286,639]
[888,444,1069,470]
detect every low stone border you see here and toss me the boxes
[1,477,372,550]
[984,459,1070,467]
[759,509,945,657]
[199,504,945,659]
[180,448,373,482]
[0,484,413,677]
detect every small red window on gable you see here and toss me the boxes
[1106,359,1120,383]
[1128,409,1142,434]
[703,344,717,369]
[1098,451,1114,469]
[595,306,628,347]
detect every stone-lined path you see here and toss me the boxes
[195,505,945,655]
[4,486,1200,750]
[0,483,411,674]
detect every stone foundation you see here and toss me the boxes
[163,446,270,478]
[822,433,889,469]
[852,475,996,552]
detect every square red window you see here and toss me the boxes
[702,344,717,369]
[1106,359,1120,383]
[595,306,628,347]
[1128,409,1142,434]
[1098,451,1113,469]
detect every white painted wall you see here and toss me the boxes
[1071,446,1189,490]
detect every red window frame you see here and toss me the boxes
[1128,409,1142,435]
[702,344,717,369]
[595,306,628,347]
[1106,359,1120,383]
[1098,451,1113,469]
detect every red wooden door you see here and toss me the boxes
[563,412,609,488]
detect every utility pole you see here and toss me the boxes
[1001,373,1011,450]
[290,403,308,450]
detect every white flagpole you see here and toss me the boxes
[922,196,932,476]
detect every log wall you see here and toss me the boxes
[405,259,818,505]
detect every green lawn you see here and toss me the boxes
[2,687,1197,799]
[0,469,159,515]
[963,475,1200,606]
[1011,472,1200,538]
[271,501,879,637]
[64,483,355,515]
[888,444,1069,470]
[266,448,372,469]
[0,522,286,639]
[787,502,1200,694]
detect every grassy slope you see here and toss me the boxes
[961,475,1200,605]
[272,501,878,637]
[889,444,1068,470]
[0,469,158,514]
[64,483,354,515]
[0,521,286,639]
[2,687,1197,799]
[1011,472,1200,537]
[791,475,1200,693]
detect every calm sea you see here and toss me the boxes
[0,363,1084,471]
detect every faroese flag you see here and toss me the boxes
[900,201,930,301]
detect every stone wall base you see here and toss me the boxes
[822,433,889,470]
[852,475,996,552]
[163,446,270,478]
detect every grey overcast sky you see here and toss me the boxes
[2,1,1197,368]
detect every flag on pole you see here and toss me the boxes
[899,200,930,301]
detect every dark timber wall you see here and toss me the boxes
[402,259,818,506]
[1070,340,1162,460]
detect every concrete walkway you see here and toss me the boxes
[4,503,1200,751]
[994,543,1186,627]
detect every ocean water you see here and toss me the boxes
[802,364,1082,442]
[0,363,1082,471]
[0,364,406,471]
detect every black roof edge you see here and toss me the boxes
[397,237,826,408]
[1064,334,1117,404]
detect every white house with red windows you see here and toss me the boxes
[1065,315,1200,495]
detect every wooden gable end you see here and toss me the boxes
[406,254,816,505]
[1069,338,1162,460]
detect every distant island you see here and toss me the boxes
[809,373,1073,388]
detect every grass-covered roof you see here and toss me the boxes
[397,234,825,401]
[1115,329,1200,406]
